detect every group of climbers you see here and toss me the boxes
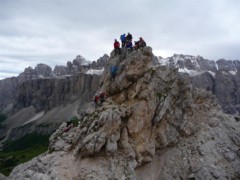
[92,33,147,107]
[120,33,133,49]
[93,91,106,107]
[114,32,146,54]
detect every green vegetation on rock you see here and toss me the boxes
[70,116,79,127]
[0,133,50,176]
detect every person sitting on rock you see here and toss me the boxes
[139,37,146,47]
[93,94,100,108]
[114,39,121,55]
[134,37,146,49]
[133,41,139,49]
[66,120,73,127]
[120,34,126,47]
[99,91,106,106]
[126,40,133,50]
[126,32,133,41]
[110,65,117,81]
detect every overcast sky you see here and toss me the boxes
[0,0,240,79]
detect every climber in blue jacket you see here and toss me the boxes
[120,34,126,47]
[126,40,133,49]
[110,65,117,81]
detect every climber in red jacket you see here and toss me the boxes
[114,39,121,56]
[93,94,99,108]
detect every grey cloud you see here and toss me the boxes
[0,0,240,79]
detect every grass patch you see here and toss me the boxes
[156,92,167,101]
[0,133,50,176]
[148,68,156,76]
[70,116,79,127]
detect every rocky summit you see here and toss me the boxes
[1,47,240,180]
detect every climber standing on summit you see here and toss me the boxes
[114,39,121,56]
[126,32,133,41]
[120,34,126,47]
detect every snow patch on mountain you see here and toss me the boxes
[86,68,104,75]
[208,71,216,77]
[178,68,200,76]
[229,70,237,75]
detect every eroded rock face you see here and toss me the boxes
[13,74,100,112]
[52,65,68,76]
[216,59,239,72]
[34,64,52,77]
[0,77,18,111]
[5,47,240,180]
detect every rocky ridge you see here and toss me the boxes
[3,47,240,180]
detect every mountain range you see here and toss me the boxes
[1,47,239,179]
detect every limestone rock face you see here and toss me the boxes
[214,70,238,114]
[216,59,240,72]
[0,77,18,111]
[0,54,108,113]
[5,47,240,180]
[191,71,215,92]
[192,69,240,115]
[34,64,52,77]
[13,74,100,112]
[52,65,68,76]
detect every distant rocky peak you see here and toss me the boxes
[90,54,110,69]
[52,65,68,76]
[17,64,52,83]
[22,66,34,74]
[34,63,52,77]
[101,54,110,60]
[73,55,90,66]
